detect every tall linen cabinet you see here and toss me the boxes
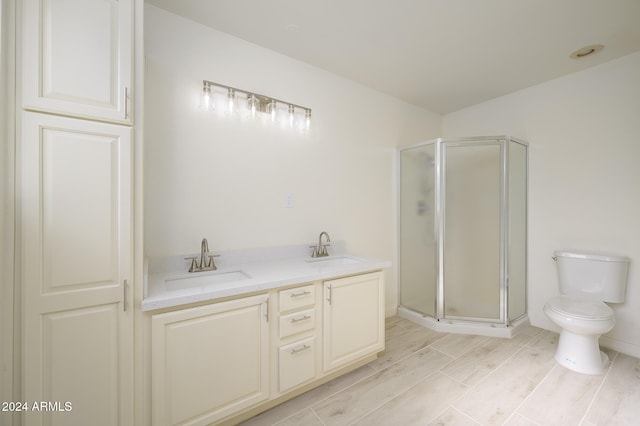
[17,0,143,424]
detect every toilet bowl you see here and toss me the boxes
[545,250,629,375]
[543,295,614,374]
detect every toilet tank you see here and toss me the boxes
[555,250,630,303]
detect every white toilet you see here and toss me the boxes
[544,250,630,375]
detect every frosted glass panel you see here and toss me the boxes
[443,143,501,320]
[399,144,436,316]
[508,141,527,321]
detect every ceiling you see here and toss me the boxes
[145,0,640,114]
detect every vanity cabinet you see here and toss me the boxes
[151,294,270,426]
[147,270,385,425]
[21,0,133,124]
[323,271,385,372]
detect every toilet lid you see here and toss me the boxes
[546,296,613,320]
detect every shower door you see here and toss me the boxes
[399,136,527,328]
[442,141,502,322]
[399,142,437,317]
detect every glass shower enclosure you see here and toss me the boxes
[398,136,527,335]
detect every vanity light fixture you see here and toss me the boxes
[201,79,311,130]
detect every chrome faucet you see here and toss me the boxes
[185,238,219,272]
[310,231,331,258]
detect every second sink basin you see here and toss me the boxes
[306,256,361,266]
[165,270,251,291]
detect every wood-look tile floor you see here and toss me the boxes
[241,316,640,425]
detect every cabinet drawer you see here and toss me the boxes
[279,309,316,339]
[279,284,315,312]
[279,337,316,392]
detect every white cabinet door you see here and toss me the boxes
[152,294,270,426]
[323,272,385,372]
[21,112,133,425]
[22,0,132,123]
[278,336,316,392]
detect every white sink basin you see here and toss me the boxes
[306,256,361,266]
[165,270,251,291]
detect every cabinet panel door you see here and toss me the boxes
[323,272,385,372]
[279,308,315,339]
[152,294,270,426]
[22,0,132,123]
[279,284,315,312]
[21,112,133,425]
[278,337,316,392]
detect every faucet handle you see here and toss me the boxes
[206,254,220,269]
[184,257,198,272]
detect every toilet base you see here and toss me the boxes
[555,329,609,375]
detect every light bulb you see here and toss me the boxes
[227,88,236,114]
[305,109,311,130]
[201,82,212,111]
[247,94,258,119]
[268,100,277,123]
[288,105,295,128]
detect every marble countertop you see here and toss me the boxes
[142,242,391,311]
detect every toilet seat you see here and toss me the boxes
[546,296,613,320]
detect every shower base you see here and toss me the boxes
[397,306,530,338]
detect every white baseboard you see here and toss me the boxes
[600,336,640,359]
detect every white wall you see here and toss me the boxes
[144,5,441,314]
[443,52,640,356]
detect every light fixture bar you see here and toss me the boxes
[202,79,311,114]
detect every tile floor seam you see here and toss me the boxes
[508,363,561,424]
[426,345,460,368]
[413,373,472,424]
[477,338,532,381]
[345,369,456,426]
[509,412,544,426]
[446,376,478,417]
[427,335,490,360]
[307,364,380,410]
[270,407,313,426]
[370,334,448,372]
[308,406,326,426]
[578,350,619,426]
[450,405,483,425]
[445,338,532,408]
[438,367,470,388]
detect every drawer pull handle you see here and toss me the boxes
[290,344,311,355]
[290,290,311,298]
[291,315,311,324]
